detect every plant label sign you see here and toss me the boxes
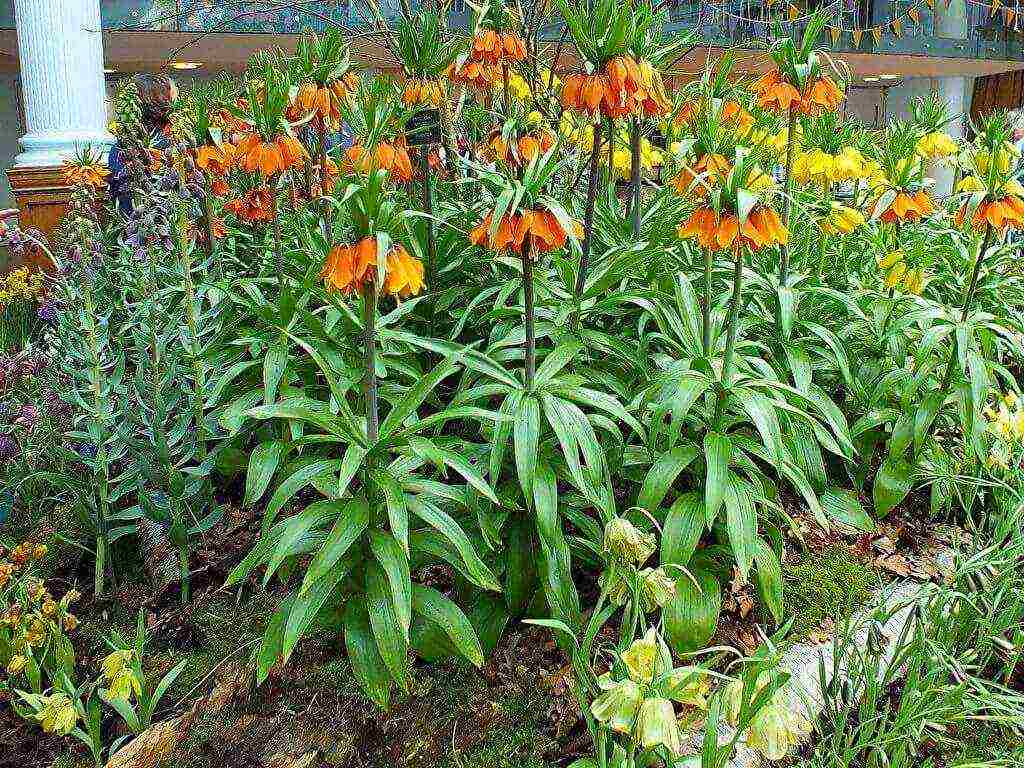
[407,109,441,147]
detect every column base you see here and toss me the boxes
[5,164,73,252]
[16,129,114,167]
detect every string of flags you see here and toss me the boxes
[703,0,1022,48]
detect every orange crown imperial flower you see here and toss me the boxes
[448,59,500,89]
[63,161,110,189]
[672,154,732,199]
[196,143,236,177]
[321,237,425,298]
[678,206,788,252]
[955,195,1024,231]
[224,186,275,223]
[470,208,581,255]
[485,129,555,167]
[403,77,446,107]
[471,29,527,65]
[878,190,934,223]
[237,134,308,178]
[752,70,843,115]
[344,141,413,183]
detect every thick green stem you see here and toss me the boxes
[628,117,641,236]
[939,223,994,394]
[178,540,190,604]
[522,239,535,389]
[703,246,714,356]
[180,240,207,462]
[363,282,379,443]
[420,148,436,275]
[272,205,285,291]
[83,284,111,596]
[777,107,798,286]
[714,247,745,429]
[574,121,603,328]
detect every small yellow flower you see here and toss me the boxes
[107,668,142,701]
[6,654,28,676]
[621,628,660,685]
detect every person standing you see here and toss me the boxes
[107,74,178,214]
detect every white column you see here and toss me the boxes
[933,76,972,198]
[13,0,114,166]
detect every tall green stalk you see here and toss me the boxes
[777,107,798,286]
[574,121,603,327]
[363,282,379,442]
[713,246,745,429]
[702,247,714,356]
[627,117,641,236]
[81,281,112,597]
[939,223,994,394]
[522,239,536,389]
[179,224,207,463]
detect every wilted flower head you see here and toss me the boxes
[637,567,676,613]
[603,517,656,565]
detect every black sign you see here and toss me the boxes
[406,108,441,147]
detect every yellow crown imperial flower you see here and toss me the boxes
[636,697,683,755]
[590,675,643,734]
[101,649,134,683]
[916,131,958,160]
[956,175,985,194]
[877,250,904,269]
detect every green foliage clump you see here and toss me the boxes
[782,546,877,640]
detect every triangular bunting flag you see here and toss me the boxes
[830,26,841,44]
[871,26,882,43]
[892,17,902,35]
[853,28,864,46]
[1007,8,1016,24]
[789,3,799,20]
[909,7,921,24]
[924,0,934,7]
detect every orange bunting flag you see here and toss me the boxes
[892,17,902,35]
[853,28,864,46]
[1007,8,1016,24]
[830,26,841,44]
[871,26,882,43]
[924,0,934,7]
[908,7,921,24]
[788,3,799,20]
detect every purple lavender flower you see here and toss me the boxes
[16,405,39,430]
[0,434,17,460]
[37,302,59,324]
[75,442,98,461]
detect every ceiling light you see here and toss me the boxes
[104,67,118,74]
[863,76,879,82]
[879,74,899,80]
[169,61,202,70]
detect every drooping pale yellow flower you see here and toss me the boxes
[636,697,683,754]
[637,567,676,612]
[35,692,78,735]
[819,203,865,235]
[725,672,810,761]
[956,175,986,193]
[621,628,660,685]
[591,675,643,733]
